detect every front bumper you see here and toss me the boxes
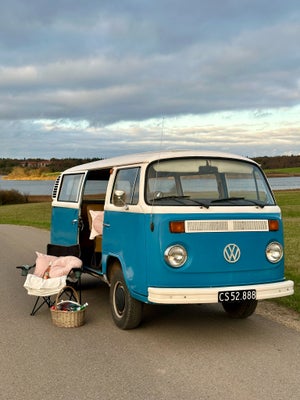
[148,280,294,304]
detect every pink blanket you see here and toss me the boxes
[34,252,82,278]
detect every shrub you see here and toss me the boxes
[0,189,27,205]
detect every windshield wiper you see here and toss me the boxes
[150,195,190,205]
[186,199,210,208]
[211,196,244,203]
[149,195,210,208]
[242,199,265,208]
[211,197,265,208]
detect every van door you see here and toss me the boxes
[51,173,85,245]
[102,167,147,295]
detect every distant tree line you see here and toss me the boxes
[0,157,102,175]
[253,155,300,169]
[0,155,300,176]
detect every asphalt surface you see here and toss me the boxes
[1,224,300,400]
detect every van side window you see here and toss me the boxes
[58,173,84,202]
[112,167,140,205]
[82,169,110,201]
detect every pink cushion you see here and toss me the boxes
[89,210,104,239]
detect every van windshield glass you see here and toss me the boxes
[145,158,275,207]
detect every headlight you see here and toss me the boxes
[266,242,283,263]
[164,245,187,268]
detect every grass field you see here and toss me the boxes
[0,201,51,229]
[273,190,300,311]
[0,190,299,312]
[265,167,300,176]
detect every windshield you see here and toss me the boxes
[145,157,275,207]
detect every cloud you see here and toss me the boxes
[0,0,300,157]
[2,106,299,159]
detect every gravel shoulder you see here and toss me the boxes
[257,300,300,332]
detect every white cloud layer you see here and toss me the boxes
[0,0,300,158]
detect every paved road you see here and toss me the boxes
[1,224,300,400]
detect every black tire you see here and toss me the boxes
[222,300,258,319]
[109,263,143,330]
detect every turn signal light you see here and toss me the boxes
[169,221,185,233]
[268,220,279,231]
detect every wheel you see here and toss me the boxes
[109,263,143,329]
[222,300,258,319]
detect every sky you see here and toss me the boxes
[1,0,300,160]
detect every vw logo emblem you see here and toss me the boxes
[223,243,241,263]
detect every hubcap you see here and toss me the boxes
[114,282,125,317]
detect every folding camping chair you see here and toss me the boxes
[46,244,82,301]
[17,244,82,315]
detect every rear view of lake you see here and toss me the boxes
[0,176,300,195]
[0,178,54,195]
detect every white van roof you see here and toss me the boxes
[64,150,256,173]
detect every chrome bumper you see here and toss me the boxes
[148,280,294,304]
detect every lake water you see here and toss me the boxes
[0,176,300,195]
[268,176,300,190]
[0,177,55,195]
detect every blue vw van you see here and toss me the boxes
[50,150,294,329]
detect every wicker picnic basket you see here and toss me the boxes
[50,286,86,328]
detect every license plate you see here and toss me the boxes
[218,289,257,302]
